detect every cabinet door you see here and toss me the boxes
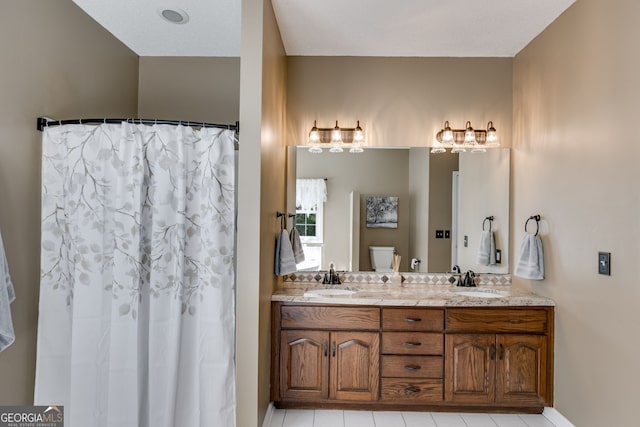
[330,331,380,401]
[280,330,329,400]
[497,335,548,405]
[445,334,495,404]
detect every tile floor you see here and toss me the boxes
[268,409,557,427]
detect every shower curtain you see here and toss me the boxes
[34,123,236,427]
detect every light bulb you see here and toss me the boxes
[308,121,320,143]
[486,121,499,147]
[329,121,343,152]
[331,121,342,143]
[307,120,322,153]
[353,121,364,143]
[442,121,454,143]
[464,121,476,144]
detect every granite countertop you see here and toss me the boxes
[271,282,555,307]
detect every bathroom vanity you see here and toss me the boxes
[270,281,554,413]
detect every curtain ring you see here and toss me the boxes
[525,215,541,236]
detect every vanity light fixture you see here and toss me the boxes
[306,120,366,153]
[432,120,499,154]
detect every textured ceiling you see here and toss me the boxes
[72,0,575,57]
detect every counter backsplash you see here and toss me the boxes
[282,272,511,286]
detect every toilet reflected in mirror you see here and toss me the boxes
[369,246,395,272]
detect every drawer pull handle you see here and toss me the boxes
[490,343,496,361]
[403,342,422,347]
[332,341,336,358]
[323,341,328,357]
[499,343,505,360]
[404,364,422,371]
[404,386,421,394]
[404,317,422,323]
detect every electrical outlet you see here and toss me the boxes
[435,230,444,239]
[444,230,450,239]
[496,249,502,264]
[463,235,468,247]
[598,252,611,275]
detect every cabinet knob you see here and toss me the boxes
[403,364,422,371]
[404,317,422,323]
[403,386,421,394]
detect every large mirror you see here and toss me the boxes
[287,146,510,274]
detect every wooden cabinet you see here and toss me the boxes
[380,308,444,403]
[272,302,554,412]
[275,305,380,403]
[444,308,553,407]
[280,330,328,400]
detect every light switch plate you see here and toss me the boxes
[598,252,611,275]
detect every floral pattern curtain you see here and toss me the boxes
[34,123,236,427]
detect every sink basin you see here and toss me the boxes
[304,288,358,297]
[453,290,503,299]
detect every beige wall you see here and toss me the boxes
[238,0,287,425]
[138,57,240,123]
[513,0,640,425]
[258,0,287,422]
[286,57,513,150]
[0,0,138,405]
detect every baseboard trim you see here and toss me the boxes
[262,402,276,427]
[543,407,575,427]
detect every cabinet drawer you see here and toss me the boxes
[382,308,444,331]
[446,308,549,334]
[281,306,380,330]
[381,379,443,402]
[381,332,443,355]
[381,355,443,378]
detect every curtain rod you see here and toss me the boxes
[36,117,239,134]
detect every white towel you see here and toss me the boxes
[0,231,15,352]
[515,234,545,280]
[476,230,496,266]
[289,227,305,264]
[275,229,298,276]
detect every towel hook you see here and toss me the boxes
[276,211,295,230]
[482,216,494,231]
[525,215,541,236]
